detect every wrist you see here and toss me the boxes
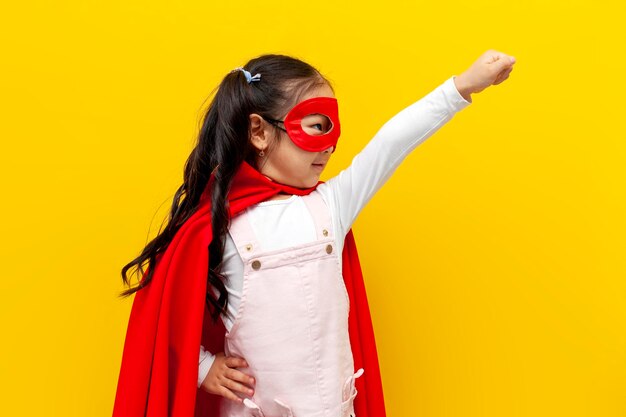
[453,75,473,102]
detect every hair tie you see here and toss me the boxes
[231,67,261,84]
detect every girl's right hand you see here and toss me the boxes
[200,351,256,403]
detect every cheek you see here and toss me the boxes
[299,152,317,169]
[281,139,316,170]
[291,155,313,174]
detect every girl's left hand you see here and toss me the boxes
[455,49,516,98]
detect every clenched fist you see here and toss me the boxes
[454,49,517,101]
[200,351,256,404]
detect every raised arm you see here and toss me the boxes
[323,50,516,235]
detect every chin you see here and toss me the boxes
[304,179,319,188]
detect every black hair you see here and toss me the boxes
[118,54,333,324]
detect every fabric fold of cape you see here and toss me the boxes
[112,161,387,417]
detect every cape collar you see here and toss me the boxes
[199,161,322,219]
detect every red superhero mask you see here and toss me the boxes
[264,96,341,153]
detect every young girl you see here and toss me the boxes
[113,51,515,417]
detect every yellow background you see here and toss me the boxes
[1,0,625,415]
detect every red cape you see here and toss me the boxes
[113,161,387,417]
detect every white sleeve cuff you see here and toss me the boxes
[198,345,216,388]
[446,75,473,108]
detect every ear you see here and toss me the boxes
[249,113,269,151]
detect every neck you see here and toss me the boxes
[267,193,293,201]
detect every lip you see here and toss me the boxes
[311,162,326,171]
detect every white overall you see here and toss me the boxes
[220,191,364,417]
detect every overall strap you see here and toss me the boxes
[227,208,260,263]
[301,191,334,240]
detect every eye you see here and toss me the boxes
[301,114,333,135]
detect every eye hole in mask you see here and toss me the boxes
[300,113,335,136]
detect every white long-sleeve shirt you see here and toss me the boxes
[198,76,472,388]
